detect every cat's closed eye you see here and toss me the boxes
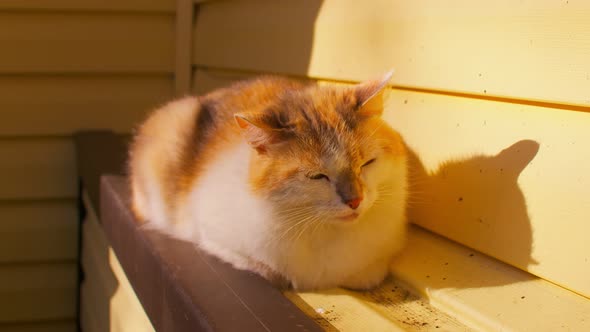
[362,158,377,168]
[308,173,330,181]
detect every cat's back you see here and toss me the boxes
[201,76,308,119]
[128,96,200,225]
[129,76,307,225]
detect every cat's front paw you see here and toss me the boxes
[339,260,389,291]
[340,274,387,291]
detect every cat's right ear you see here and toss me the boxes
[355,69,394,117]
[234,113,279,154]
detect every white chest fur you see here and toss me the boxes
[177,143,407,290]
[177,143,275,264]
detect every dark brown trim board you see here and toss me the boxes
[100,176,321,332]
[75,131,321,332]
[74,130,131,218]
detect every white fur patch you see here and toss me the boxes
[175,145,408,290]
[138,125,408,290]
[143,175,168,227]
[176,143,275,262]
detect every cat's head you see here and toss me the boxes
[235,71,406,224]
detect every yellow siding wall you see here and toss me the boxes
[194,0,590,107]
[79,195,154,332]
[0,1,174,330]
[192,1,590,298]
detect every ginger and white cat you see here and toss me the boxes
[128,71,408,290]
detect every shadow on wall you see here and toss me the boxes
[193,0,325,78]
[405,139,540,287]
[250,0,325,74]
[78,216,120,332]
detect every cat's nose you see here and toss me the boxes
[346,197,363,210]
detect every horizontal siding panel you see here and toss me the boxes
[192,68,253,95]
[0,12,174,73]
[80,198,154,332]
[80,241,155,332]
[193,0,322,79]
[191,68,590,298]
[0,75,173,135]
[0,321,76,332]
[193,0,590,106]
[388,89,590,298]
[80,294,104,332]
[390,226,590,331]
[0,201,77,262]
[0,263,77,322]
[0,0,174,12]
[0,138,76,199]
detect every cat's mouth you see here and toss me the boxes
[336,212,359,222]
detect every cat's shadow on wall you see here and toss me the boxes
[303,140,541,328]
[394,139,540,290]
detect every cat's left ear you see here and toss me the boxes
[234,113,282,154]
[354,69,394,117]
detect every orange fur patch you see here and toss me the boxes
[128,75,405,223]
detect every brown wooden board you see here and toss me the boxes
[100,176,322,332]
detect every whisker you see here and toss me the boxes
[276,205,316,215]
[306,216,324,242]
[278,210,315,221]
[285,212,319,242]
[274,211,318,243]
[291,218,313,244]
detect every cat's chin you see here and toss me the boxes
[336,212,359,222]
[325,212,362,225]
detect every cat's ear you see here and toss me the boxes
[354,69,394,117]
[495,139,540,177]
[234,113,281,153]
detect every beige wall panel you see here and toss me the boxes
[0,0,174,12]
[193,0,590,106]
[0,263,77,322]
[80,290,104,332]
[0,201,77,262]
[192,68,590,297]
[192,68,253,95]
[0,321,76,332]
[0,75,173,135]
[385,89,590,297]
[390,226,590,331]
[80,199,154,332]
[80,243,155,332]
[0,139,76,199]
[193,0,323,77]
[0,12,174,73]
